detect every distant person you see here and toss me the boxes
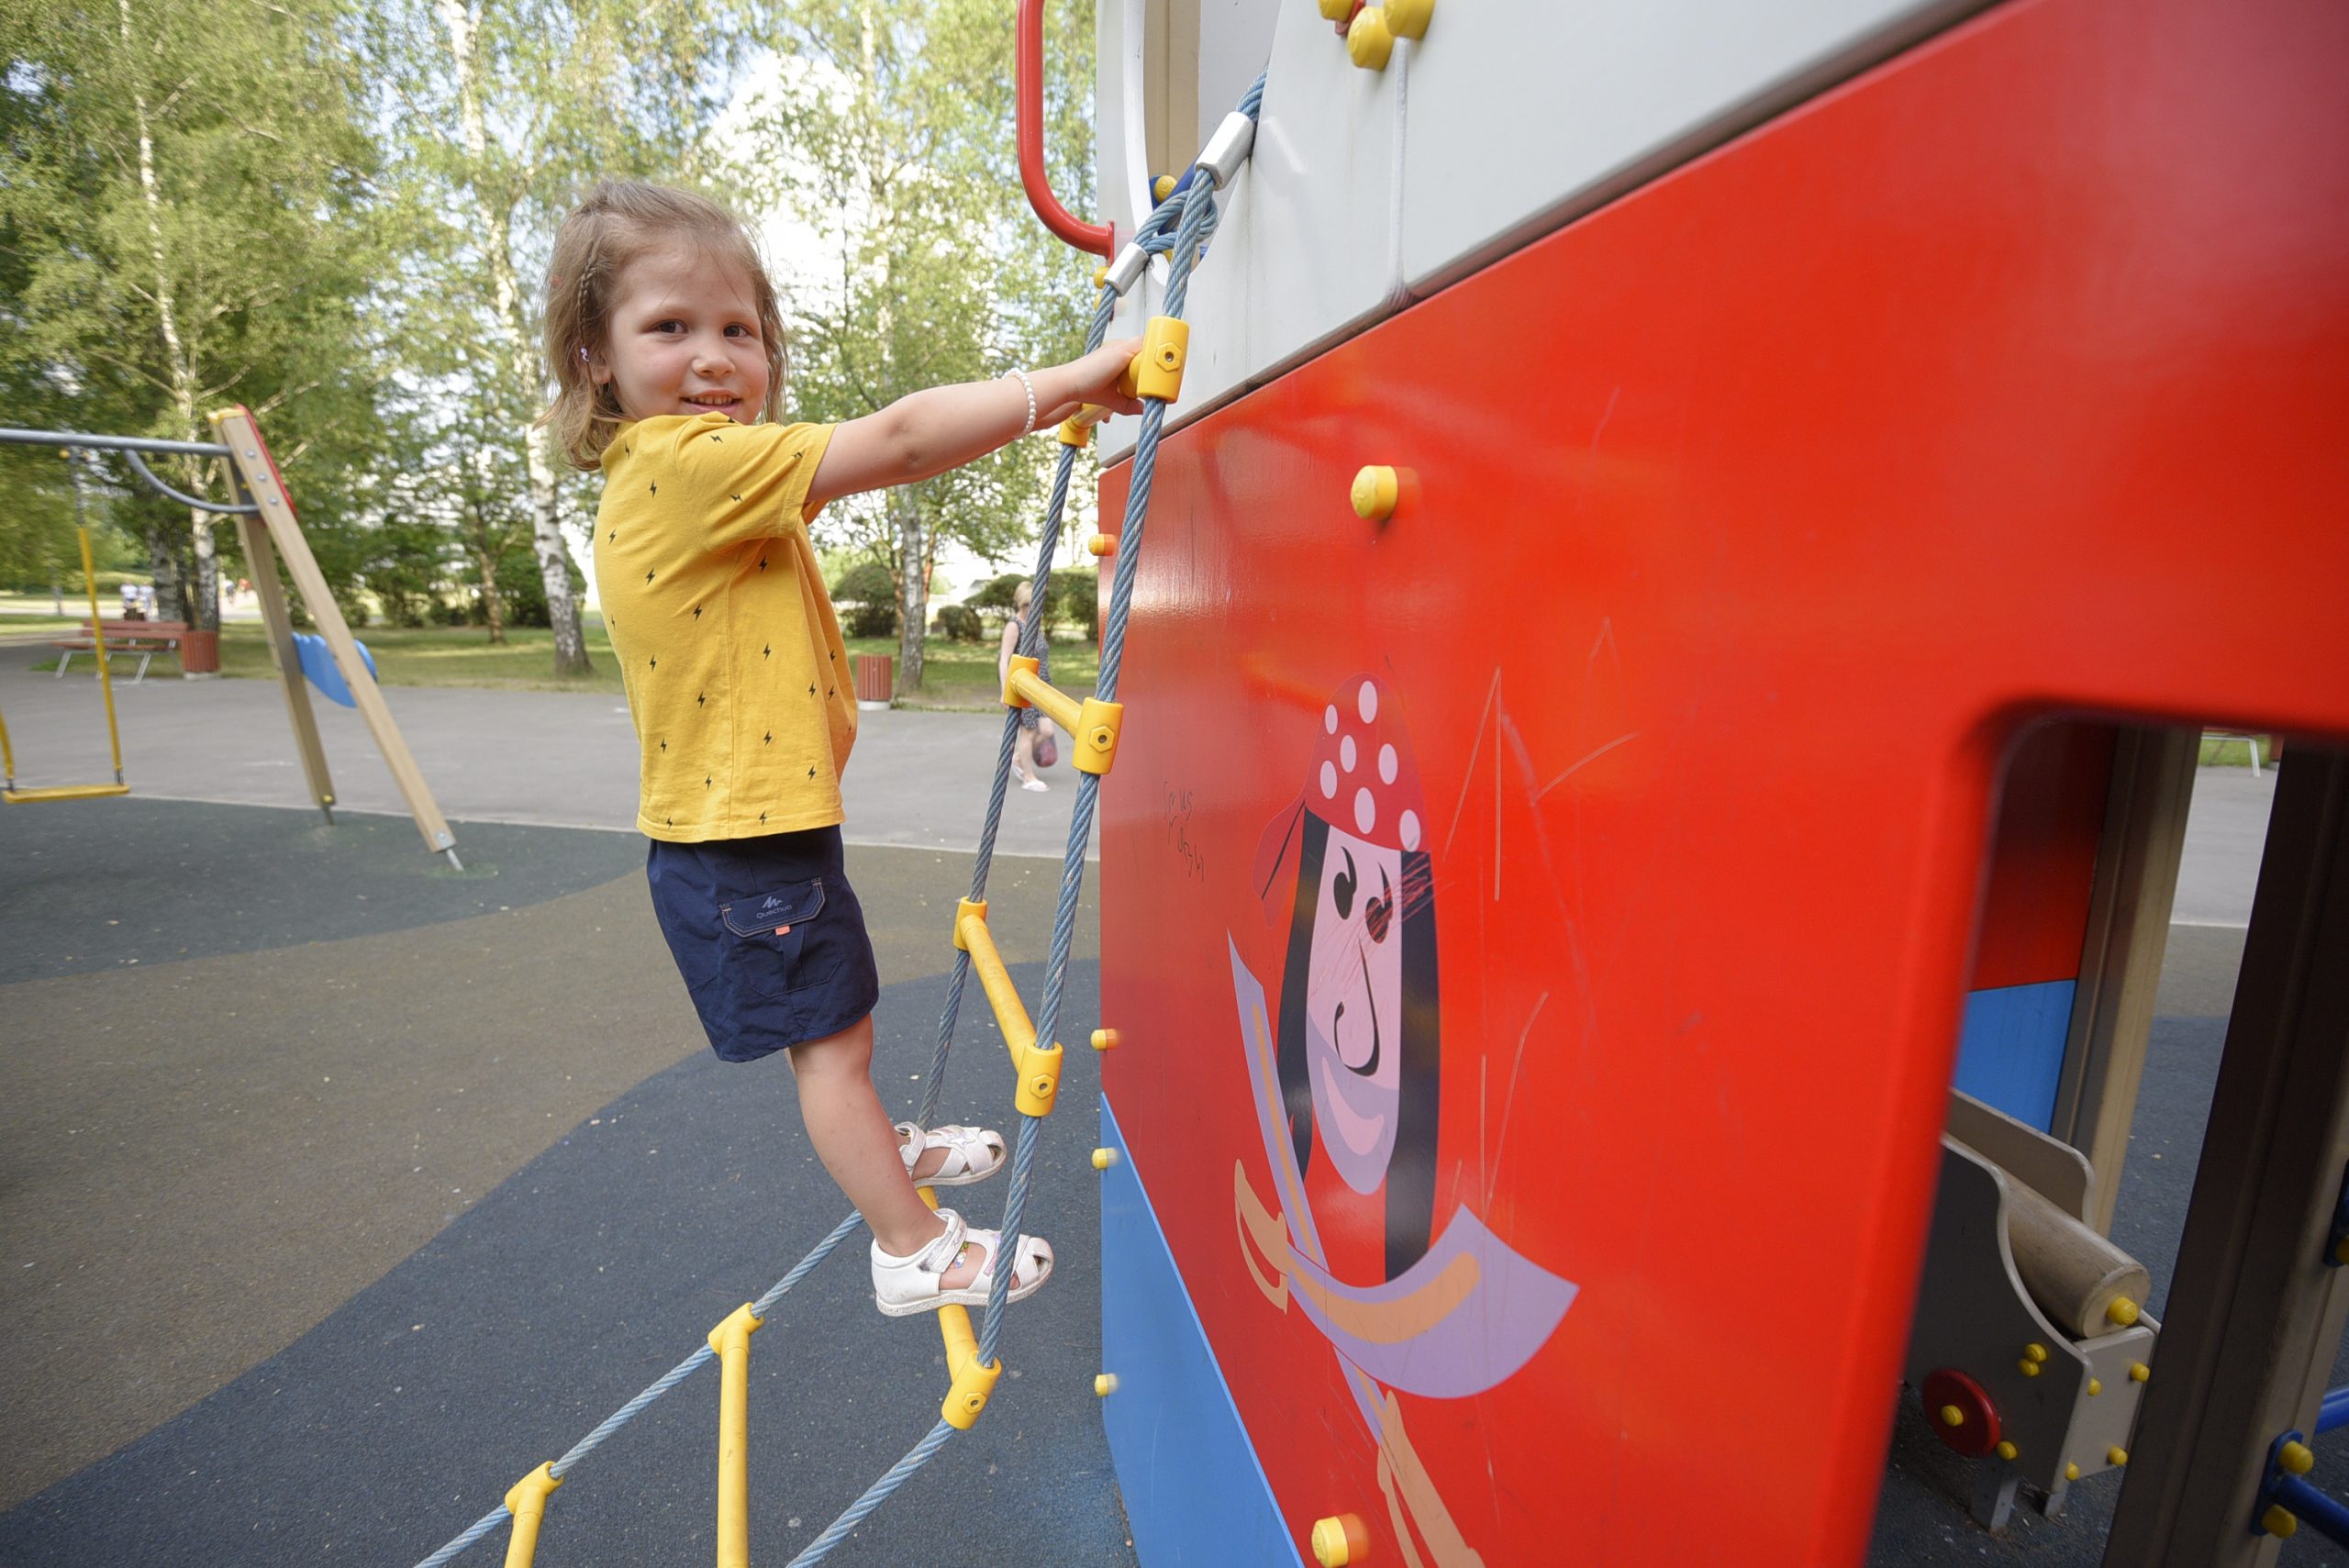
[541,181,1141,1318]
[997,579,1059,792]
[118,584,144,621]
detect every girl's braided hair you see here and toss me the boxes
[538,181,789,470]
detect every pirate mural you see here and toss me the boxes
[1230,674,1579,1567]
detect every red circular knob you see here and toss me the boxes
[1921,1368,2001,1457]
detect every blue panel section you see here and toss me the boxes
[1952,980,2077,1129]
[1098,1095,1301,1568]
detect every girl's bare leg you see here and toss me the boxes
[788,1016,999,1286]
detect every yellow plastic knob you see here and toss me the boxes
[2065,1462,2081,1482]
[1095,1373,1119,1396]
[1092,264,1108,288]
[1092,1028,1119,1051]
[2265,1504,2300,1539]
[2023,1342,2049,1363]
[1088,534,1117,557]
[2087,1378,2102,1396]
[1351,465,1400,520]
[1317,0,1352,18]
[1345,7,1394,70]
[2130,1361,2151,1383]
[1385,0,1432,38]
[1311,1515,1370,1567]
[1938,1405,1965,1428]
[2018,1359,2042,1377]
[1092,1147,1119,1170]
[2282,1440,2317,1476]
[1152,173,1177,203]
[2106,1296,2141,1327]
[2108,1446,2128,1467]
[1996,1440,2018,1462]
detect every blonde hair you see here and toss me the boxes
[538,181,789,471]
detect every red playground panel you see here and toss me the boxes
[1095,0,2349,1562]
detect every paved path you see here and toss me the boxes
[0,644,1095,860]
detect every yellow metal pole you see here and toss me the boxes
[707,1304,763,1568]
[76,526,125,785]
[0,705,17,793]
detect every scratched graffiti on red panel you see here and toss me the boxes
[1230,673,1577,1565]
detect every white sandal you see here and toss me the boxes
[897,1121,1007,1188]
[870,1207,1054,1318]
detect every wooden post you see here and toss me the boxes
[2049,726,2199,1233]
[228,470,338,824]
[2103,749,2349,1565]
[209,406,462,867]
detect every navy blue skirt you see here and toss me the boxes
[646,827,882,1062]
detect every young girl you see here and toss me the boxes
[996,579,1058,792]
[540,181,1140,1316]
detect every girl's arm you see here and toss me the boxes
[998,615,1018,685]
[807,339,1143,507]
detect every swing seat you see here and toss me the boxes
[3,783,131,804]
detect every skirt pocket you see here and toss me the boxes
[717,876,841,1004]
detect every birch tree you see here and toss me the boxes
[365,0,753,676]
[740,0,1096,693]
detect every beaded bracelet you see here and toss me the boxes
[1007,368,1038,438]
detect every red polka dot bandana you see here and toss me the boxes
[1309,675,1426,852]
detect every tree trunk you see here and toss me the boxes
[894,486,926,691]
[435,0,590,676]
[474,542,506,645]
[123,0,217,634]
[145,519,184,623]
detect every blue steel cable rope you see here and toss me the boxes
[410,70,1264,1568]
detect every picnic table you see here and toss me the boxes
[53,617,188,684]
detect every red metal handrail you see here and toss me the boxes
[1018,0,1114,257]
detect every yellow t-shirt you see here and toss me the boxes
[593,413,857,841]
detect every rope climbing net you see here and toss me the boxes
[412,72,1266,1568]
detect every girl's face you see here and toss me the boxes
[1304,821,1405,1194]
[590,239,770,425]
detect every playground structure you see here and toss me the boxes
[0,413,460,867]
[1064,0,2349,1564]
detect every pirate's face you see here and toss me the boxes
[1306,821,1405,1193]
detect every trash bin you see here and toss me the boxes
[852,652,893,709]
[179,628,220,676]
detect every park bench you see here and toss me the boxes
[52,617,187,684]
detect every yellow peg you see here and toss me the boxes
[1092,1148,1119,1170]
[2065,1462,2080,1482]
[1346,7,1394,70]
[2087,1378,2102,1396]
[2282,1440,2316,1475]
[2017,1359,2042,1378]
[1995,1440,2018,1462]
[1092,1028,1120,1051]
[1088,534,1117,557]
[2106,1296,2141,1327]
[2265,1505,2300,1539]
[1317,0,1352,18]
[1351,465,1400,520]
[1385,0,1432,38]
[1938,1405,1964,1428]
[2023,1342,2049,1363]
[1095,1373,1119,1396]
[1152,173,1177,203]
[2129,1361,2151,1383]
[1311,1515,1370,1567]
[2107,1446,2128,1467]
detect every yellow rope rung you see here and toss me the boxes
[951,899,1063,1117]
[1000,658,1124,776]
[499,1463,561,1568]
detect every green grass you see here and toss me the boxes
[2197,735,2276,769]
[20,617,1098,707]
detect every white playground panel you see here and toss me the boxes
[1092,0,1992,462]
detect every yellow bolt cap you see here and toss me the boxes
[1346,7,1394,70]
[2108,1446,2128,1467]
[2282,1440,2317,1475]
[2065,1462,2081,1482]
[2024,1342,2049,1363]
[1996,1440,2018,1462]
[2018,1359,2042,1377]
[1310,1515,1370,1567]
[2087,1378,2102,1396]
[1092,1147,1119,1170]
[2130,1361,2151,1383]
[1938,1405,1965,1428]
[2265,1504,2299,1539]
[1152,173,1176,202]
[1351,465,1400,520]
[2106,1296,2141,1327]
[1384,0,1432,38]
[1095,1373,1119,1396]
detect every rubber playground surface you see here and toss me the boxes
[3,642,2342,1567]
